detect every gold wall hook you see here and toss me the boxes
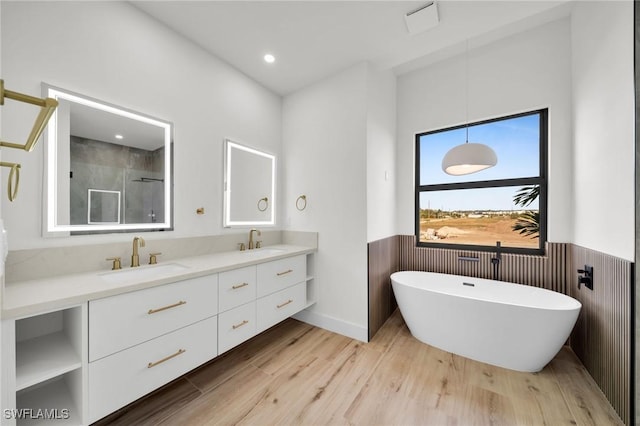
[0,162,20,202]
[0,79,58,152]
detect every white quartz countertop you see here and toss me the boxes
[2,244,315,319]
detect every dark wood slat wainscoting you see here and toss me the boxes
[570,245,634,426]
[367,235,400,340]
[398,235,568,293]
[368,235,633,425]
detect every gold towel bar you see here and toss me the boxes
[0,162,20,202]
[0,79,58,152]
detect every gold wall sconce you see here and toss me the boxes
[0,79,58,152]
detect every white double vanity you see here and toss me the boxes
[0,79,300,425]
[1,244,316,425]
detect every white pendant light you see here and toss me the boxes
[441,41,497,176]
[442,127,497,176]
[442,142,497,175]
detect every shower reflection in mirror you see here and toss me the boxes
[70,137,165,225]
[43,84,173,235]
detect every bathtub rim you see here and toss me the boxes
[390,270,581,311]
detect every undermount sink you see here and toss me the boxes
[241,247,285,256]
[100,263,190,283]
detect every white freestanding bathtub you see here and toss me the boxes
[390,271,581,372]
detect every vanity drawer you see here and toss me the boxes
[89,274,218,361]
[218,301,257,354]
[88,315,218,423]
[219,266,257,312]
[257,255,306,297]
[257,282,306,333]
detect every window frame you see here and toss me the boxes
[414,108,548,255]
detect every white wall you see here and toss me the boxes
[283,63,369,340]
[366,68,397,242]
[0,2,282,250]
[571,1,634,261]
[396,19,573,243]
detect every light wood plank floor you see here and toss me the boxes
[95,310,623,425]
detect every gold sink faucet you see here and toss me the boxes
[131,236,146,267]
[248,228,261,250]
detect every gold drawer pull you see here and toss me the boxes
[232,282,249,290]
[277,299,293,309]
[232,320,249,329]
[148,300,186,315]
[147,349,186,368]
[277,269,293,276]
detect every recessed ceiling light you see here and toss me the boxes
[264,54,275,64]
[115,134,124,140]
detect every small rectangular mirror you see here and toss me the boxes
[88,189,121,224]
[43,85,173,235]
[224,139,276,227]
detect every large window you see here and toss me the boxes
[415,109,547,254]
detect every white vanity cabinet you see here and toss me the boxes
[89,274,219,361]
[218,266,257,313]
[256,255,306,297]
[257,282,306,332]
[87,274,218,423]
[217,256,308,353]
[2,247,316,425]
[88,315,218,423]
[217,266,257,354]
[256,255,307,332]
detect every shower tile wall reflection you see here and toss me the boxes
[70,137,165,225]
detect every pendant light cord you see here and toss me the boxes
[465,39,469,144]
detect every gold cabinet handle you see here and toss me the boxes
[277,299,293,309]
[147,349,186,368]
[232,282,249,290]
[232,320,249,330]
[0,162,20,202]
[147,300,186,315]
[277,269,293,276]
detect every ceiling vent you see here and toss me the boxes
[404,2,439,34]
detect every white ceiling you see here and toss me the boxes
[132,1,573,96]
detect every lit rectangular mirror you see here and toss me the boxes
[44,85,173,235]
[224,139,275,227]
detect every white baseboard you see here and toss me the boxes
[292,309,368,342]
